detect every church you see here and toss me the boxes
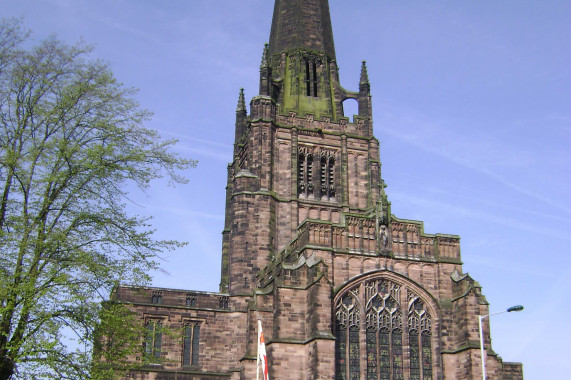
[113,1,524,379]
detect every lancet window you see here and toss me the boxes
[335,289,360,380]
[305,59,318,97]
[335,279,434,380]
[186,293,196,307]
[182,322,201,367]
[144,320,162,361]
[408,293,432,380]
[151,291,162,304]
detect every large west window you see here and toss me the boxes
[335,279,433,380]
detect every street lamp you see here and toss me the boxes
[479,305,524,380]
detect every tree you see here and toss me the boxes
[0,19,195,379]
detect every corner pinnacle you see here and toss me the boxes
[260,43,269,68]
[237,88,246,112]
[360,60,370,85]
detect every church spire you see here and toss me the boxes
[269,0,336,59]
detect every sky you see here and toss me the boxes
[2,0,569,378]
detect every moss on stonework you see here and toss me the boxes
[278,51,336,121]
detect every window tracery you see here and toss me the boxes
[408,292,432,380]
[335,279,434,380]
[335,289,360,380]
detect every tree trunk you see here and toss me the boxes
[0,354,14,380]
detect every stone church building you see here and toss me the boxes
[113,0,523,379]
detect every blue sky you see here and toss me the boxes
[3,0,569,378]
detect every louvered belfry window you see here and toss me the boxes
[320,153,335,200]
[305,59,318,97]
[298,149,314,197]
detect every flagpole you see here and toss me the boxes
[256,318,260,380]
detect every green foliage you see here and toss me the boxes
[0,18,195,379]
[91,301,145,380]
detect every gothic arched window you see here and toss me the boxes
[335,278,434,380]
[144,320,162,362]
[182,322,200,367]
[335,291,360,380]
[408,296,432,380]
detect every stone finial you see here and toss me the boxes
[260,43,269,68]
[359,60,371,95]
[236,88,246,112]
[360,60,370,86]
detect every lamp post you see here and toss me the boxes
[478,305,524,380]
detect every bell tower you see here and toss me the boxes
[220,0,383,294]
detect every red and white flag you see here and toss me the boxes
[257,319,269,380]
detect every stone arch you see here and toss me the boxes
[334,270,440,380]
[342,97,358,122]
[334,270,438,313]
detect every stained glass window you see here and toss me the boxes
[336,280,434,380]
[336,322,347,380]
[366,328,377,380]
[379,329,390,380]
[349,327,360,380]
[392,329,403,380]
[422,331,432,380]
[409,330,420,380]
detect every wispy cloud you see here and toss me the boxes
[155,206,224,221]
[379,105,571,214]
[154,129,233,162]
[389,191,571,240]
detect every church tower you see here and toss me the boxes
[220,0,380,295]
[113,1,524,379]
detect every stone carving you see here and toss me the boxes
[380,225,389,249]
